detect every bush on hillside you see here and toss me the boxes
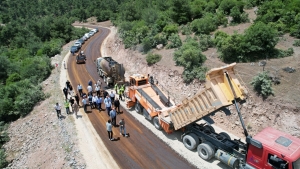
[250,71,274,98]
[198,34,214,51]
[293,40,300,47]
[146,53,162,65]
[191,14,218,34]
[166,34,182,49]
[163,24,179,38]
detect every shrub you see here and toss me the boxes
[191,14,218,34]
[183,66,208,83]
[153,34,168,46]
[166,34,182,49]
[146,53,162,65]
[174,38,206,68]
[250,71,274,98]
[198,34,214,51]
[142,37,153,53]
[293,40,300,47]
[163,24,179,38]
[181,24,192,35]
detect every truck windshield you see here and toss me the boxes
[293,158,300,169]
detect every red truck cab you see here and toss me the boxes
[246,127,300,169]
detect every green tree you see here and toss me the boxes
[174,38,206,68]
[191,13,218,34]
[190,0,207,19]
[171,0,191,24]
[250,71,274,98]
[243,22,278,55]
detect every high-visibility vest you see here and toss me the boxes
[114,84,118,90]
[64,102,69,108]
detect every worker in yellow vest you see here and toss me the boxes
[114,83,119,94]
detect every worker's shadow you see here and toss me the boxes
[59,115,66,120]
[76,115,83,119]
[112,137,120,141]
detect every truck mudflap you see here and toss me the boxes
[169,63,248,130]
[159,118,174,134]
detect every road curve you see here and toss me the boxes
[68,25,196,169]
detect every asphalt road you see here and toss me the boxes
[67,26,196,169]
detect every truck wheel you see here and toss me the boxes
[204,125,215,133]
[183,133,199,150]
[197,142,215,161]
[135,101,142,114]
[153,116,162,130]
[219,132,231,140]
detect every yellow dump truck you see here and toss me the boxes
[126,63,300,169]
[126,63,247,133]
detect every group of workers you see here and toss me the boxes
[114,83,126,101]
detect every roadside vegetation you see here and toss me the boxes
[251,71,274,99]
[0,0,299,167]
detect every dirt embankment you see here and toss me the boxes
[4,48,86,168]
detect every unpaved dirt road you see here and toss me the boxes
[67,25,195,169]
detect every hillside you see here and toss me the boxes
[98,8,300,139]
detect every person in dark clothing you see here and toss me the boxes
[110,107,117,126]
[69,84,73,95]
[63,87,68,100]
[69,97,75,107]
[88,79,92,87]
[66,80,71,89]
[74,93,80,106]
[114,98,120,114]
[103,90,108,99]
[88,93,93,109]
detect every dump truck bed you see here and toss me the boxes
[160,63,247,131]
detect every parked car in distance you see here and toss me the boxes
[88,31,94,37]
[84,33,90,39]
[91,28,98,34]
[74,41,82,48]
[70,46,79,53]
[77,39,84,45]
[82,36,87,41]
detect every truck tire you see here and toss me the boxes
[204,125,215,133]
[219,132,231,140]
[197,142,215,161]
[135,101,142,114]
[183,133,199,150]
[153,116,162,130]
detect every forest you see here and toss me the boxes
[0,0,300,167]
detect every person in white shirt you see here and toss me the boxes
[77,84,83,96]
[92,95,98,109]
[95,84,100,97]
[87,85,93,95]
[54,103,61,119]
[110,91,115,102]
[106,120,113,141]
